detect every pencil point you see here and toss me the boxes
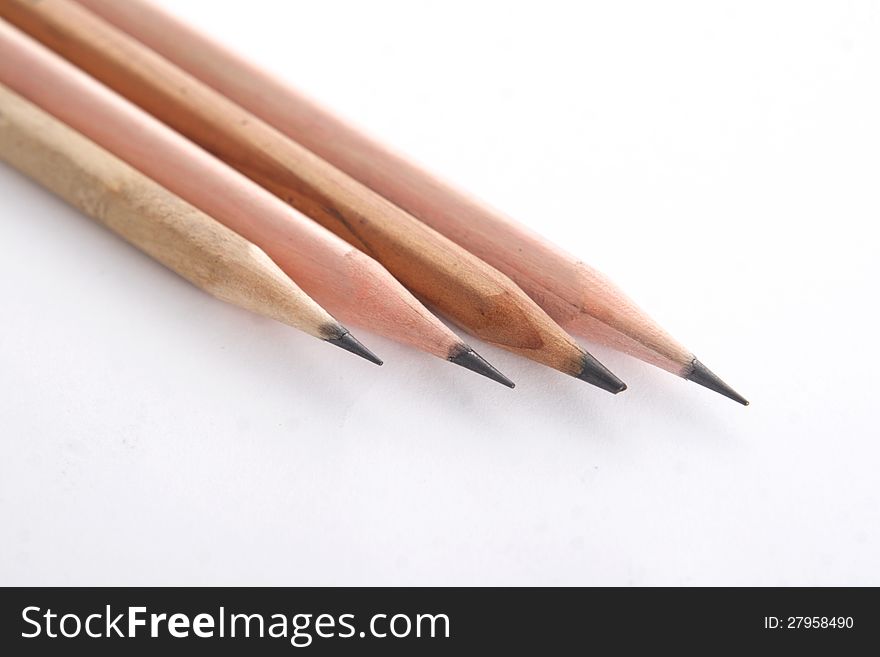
[687,359,749,405]
[576,353,627,393]
[449,346,515,388]
[326,330,383,365]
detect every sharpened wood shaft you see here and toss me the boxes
[0,82,352,346]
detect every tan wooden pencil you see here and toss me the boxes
[0,20,511,387]
[72,0,745,404]
[0,0,625,393]
[0,83,381,365]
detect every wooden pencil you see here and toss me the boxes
[0,21,511,388]
[72,0,746,404]
[0,83,381,365]
[0,0,625,393]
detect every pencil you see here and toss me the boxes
[0,21,511,388]
[0,0,625,393]
[0,83,381,365]
[71,0,745,404]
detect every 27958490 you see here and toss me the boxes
[764,617,854,630]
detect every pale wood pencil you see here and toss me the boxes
[0,21,509,387]
[72,0,745,404]
[0,83,381,364]
[0,0,625,392]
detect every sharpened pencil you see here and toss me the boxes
[72,0,745,404]
[0,0,624,392]
[0,83,380,365]
[0,20,511,388]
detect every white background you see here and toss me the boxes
[1,0,878,585]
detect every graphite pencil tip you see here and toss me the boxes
[449,346,515,388]
[326,331,383,366]
[577,353,627,394]
[687,359,749,406]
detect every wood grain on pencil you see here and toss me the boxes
[69,0,745,403]
[0,0,624,391]
[0,20,511,386]
[0,82,382,365]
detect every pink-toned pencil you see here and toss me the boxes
[0,19,512,387]
[76,0,746,404]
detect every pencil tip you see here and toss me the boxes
[576,353,627,393]
[687,359,749,405]
[326,331,383,365]
[449,346,515,388]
